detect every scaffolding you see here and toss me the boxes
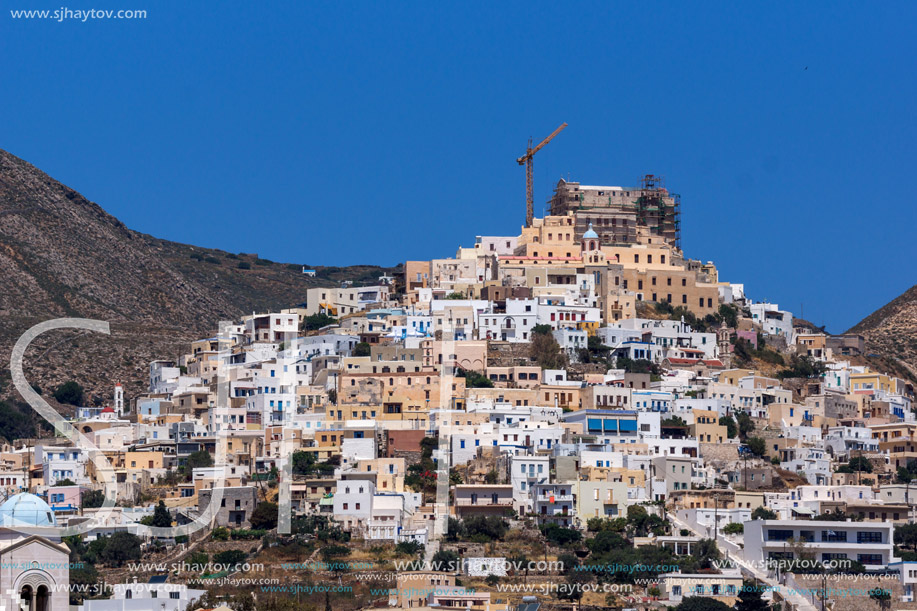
[637,174,680,249]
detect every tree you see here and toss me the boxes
[55,478,76,487]
[846,456,873,474]
[896,523,917,550]
[81,489,106,509]
[292,451,317,476]
[778,355,827,380]
[717,304,739,329]
[734,581,769,611]
[151,500,172,528]
[719,415,738,439]
[558,570,592,601]
[186,450,213,469]
[751,506,777,520]
[215,549,248,566]
[445,292,465,299]
[53,381,85,406]
[869,587,891,610]
[530,332,567,370]
[100,532,142,567]
[68,565,99,605]
[662,415,688,427]
[586,529,627,554]
[724,522,744,535]
[692,538,722,570]
[745,437,767,457]
[352,342,371,357]
[0,401,39,443]
[249,501,279,530]
[395,540,423,556]
[532,324,553,336]
[459,369,494,388]
[302,313,337,331]
[431,549,461,572]
[541,523,582,546]
[736,410,755,439]
[675,597,732,611]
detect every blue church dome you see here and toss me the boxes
[583,223,598,239]
[0,493,57,527]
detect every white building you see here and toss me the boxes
[743,519,894,571]
[749,303,793,341]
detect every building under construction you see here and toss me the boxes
[548,175,681,249]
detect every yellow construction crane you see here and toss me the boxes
[517,122,567,227]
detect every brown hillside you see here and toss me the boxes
[847,285,917,380]
[0,148,397,409]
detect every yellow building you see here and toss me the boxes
[851,369,895,395]
[691,409,727,444]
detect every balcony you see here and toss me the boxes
[454,498,512,507]
[540,494,574,503]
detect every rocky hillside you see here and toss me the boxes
[848,284,917,380]
[0,148,397,408]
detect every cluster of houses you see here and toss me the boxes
[2,180,915,610]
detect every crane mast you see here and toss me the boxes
[517,122,567,227]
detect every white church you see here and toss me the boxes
[0,493,70,611]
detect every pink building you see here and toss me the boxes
[736,329,758,349]
[46,484,82,513]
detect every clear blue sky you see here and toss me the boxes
[3,1,915,332]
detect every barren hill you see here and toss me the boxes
[848,284,917,380]
[0,148,397,410]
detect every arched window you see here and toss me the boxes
[35,585,49,611]
[20,585,33,611]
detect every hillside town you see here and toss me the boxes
[2,176,914,611]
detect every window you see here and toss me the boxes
[857,554,883,565]
[767,529,794,541]
[857,531,883,543]
[822,530,847,542]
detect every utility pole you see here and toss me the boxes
[743,449,748,490]
[713,494,719,543]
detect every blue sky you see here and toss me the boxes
[3,1,915,332]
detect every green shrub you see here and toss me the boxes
[211,527,230,541]
[213,549,247,567]
[53,381,84,406]
[320,544,350,560]
[238,261,252,270]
